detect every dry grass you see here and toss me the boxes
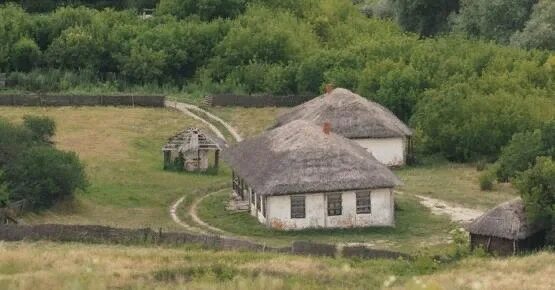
[396,163,518,210]
[400,252,555,290]
[0,106,230,229]
[0,241,403,290]
[206,107,285,138]
[1,242,553,290]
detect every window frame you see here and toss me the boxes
[290,195,306,219]
[356,191,372,214]
[327,193,342,216]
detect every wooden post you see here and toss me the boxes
[214,149,220,168]
[486,236,492,251]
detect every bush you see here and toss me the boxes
[23,115,56,143]
[393,0,459,36]
[479,172,494,191]
[7,146,87,209]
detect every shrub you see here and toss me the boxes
[7,146,88,209]
[23,115,56,143]
[479,172,494,191]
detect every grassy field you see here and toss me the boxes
[196,191,454,252]
[0,106,230,230]
[395,163,518,209]
[206,107,285,138]
[0,241,553,290]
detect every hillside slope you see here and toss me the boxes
[0,242,553,290]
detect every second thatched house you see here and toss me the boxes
[224,120,401,230]
[273,88,412,166]
[466,198,547,255]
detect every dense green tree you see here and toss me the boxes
[392,0,459,36]
[7,146,87,209]
[0,118,34,167]
[157,0,247,20]
[511,1,555,50]
[515,157,555,242]
[23,115,56,143]
[10,37,40,72]
[451,0,537,44]
[494,130,544,182]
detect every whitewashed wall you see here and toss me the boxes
[354,137,406,166]
[253,188,395,230]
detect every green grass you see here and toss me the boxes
[196,191,454,252]
[395,163,518,209]
[206,106,285,138]
[0,106,230,230]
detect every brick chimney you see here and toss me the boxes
[323,122,332,135]
[324,83,334,94]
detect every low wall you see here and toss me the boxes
[0,94,165,107]
[205,94,313,107]
[0,224,409,260]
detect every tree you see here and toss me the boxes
[451,0,537,44]
[0,118,34,167]
[157,0,247,20]
[511,1,555,50]
[23,115,56,143]
[10,37,40,72]
[494,130,544,182]
[515,157,555,242]
[392,0,460,36]
[7,146,87,209]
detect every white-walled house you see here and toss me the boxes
[273,88,412,166]
[223,120,401,230]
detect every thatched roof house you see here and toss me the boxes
[466,198,547,255]
[224,120,401,230]
[273,88,412,166]
[162,128,225,172]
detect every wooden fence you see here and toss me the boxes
[0,224,410,260]
[204,94,313,107]
[0,94,165,107]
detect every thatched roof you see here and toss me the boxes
[162,128,225,153]
[466,198,545,240]
[273,88,412,138]
[223,120,402,196]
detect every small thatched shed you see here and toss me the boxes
[162,128,225,172]
[224,120,401,230]
[273,88,413,166]
[466,198,546,255]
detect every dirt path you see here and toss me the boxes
[189,191,230,235]
[166,100,243,234]
[413,194,484,223]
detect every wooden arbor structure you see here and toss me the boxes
[162,128,223,172]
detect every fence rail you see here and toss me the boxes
[0,94,165,107]
[0,224,410,260]
[204,94,313,107]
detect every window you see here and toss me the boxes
[251,190,255,205]
[327,193,342,216]
[356,191,372,214]
[290,196,305,218]
[256,194,261,211]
